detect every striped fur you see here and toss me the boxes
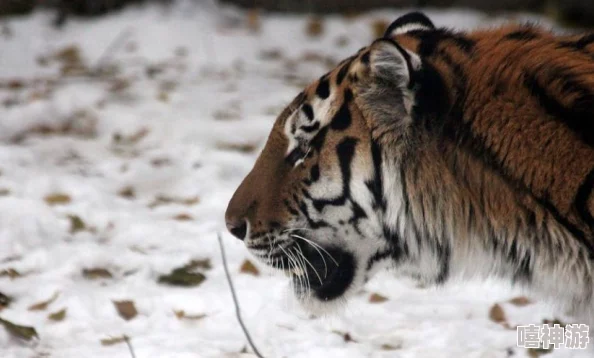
[225,14,594,318]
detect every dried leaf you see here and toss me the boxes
[0,317,38,341]
[542,318,566,326]
[305,17,324,37]
[0,292,11,310]
[246,9,260,32]
[0,268,20,279]
[48,308,66,321]
[216,142,258,153]
[149,195,200,208]
[101,335,128,346]
[369,293,388,303]
[371,19,389,38]
[174,310,207,320]
[157,92,169,102]
[259,49,283,61]
[489,303,507,324]
[508,296,533,307]
[28,292,59,311]
[381,343,401,350]
[239,260,260,276]
[68,215,86,234]
[113,300,137,321]
[331,330,356,343]
[185,259,212,271]
[44,193,71,205]
[527,346,553,357]
[335,35,349,47]
[0,188,10,196]
[83,268,113,280]
[118,186,135,199]
[158,266,206,287]
[172,213,193,221]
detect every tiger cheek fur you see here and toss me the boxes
[226,12,594,318]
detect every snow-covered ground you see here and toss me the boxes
[0,2,590,357]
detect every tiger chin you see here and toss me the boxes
[225,12,594,319]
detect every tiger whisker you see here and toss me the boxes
[294,244,323,285]
[290,234,328,277]
[290,233,339,266]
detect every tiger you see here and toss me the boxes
[225,12,594,318]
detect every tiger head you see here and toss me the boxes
[225,13,438,312]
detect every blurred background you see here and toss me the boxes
[1,0,594,26]
[0,1,591,358]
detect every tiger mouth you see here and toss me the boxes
[265,240,356,301]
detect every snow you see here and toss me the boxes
[0,2,588,357]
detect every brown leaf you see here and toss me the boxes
[305,17,324,37]
[331,330,357,343]
[216,142,258,153]
[113,300,138,321]
[0,317,38,341]
[118,186,135,199]
[101,335,128,346]
[44,193,71,205]
[489,303,507,324]
[239,260,260,276]
[381,343,401,350]
[157,92,169,102]
[149,195,200,208]
[0,292,11,310]
[259,49,283,61]
[28,292,59,311]
[246,9,260,32]
[185,259,212,271]
[48,308,66,321]
[0,268,20,279]
[371,19,389,38]
[173,310,207,320]
[158,266,206,287]
[83,268,113,280]
[172,213,193,221]
[335,35,349,48]
[527,347,553,357]
[508,296,533,307]
[369,293,388,303]
[68,215,86,234]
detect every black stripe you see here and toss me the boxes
[559,33,594,50]
[330,101,352,131]
[309,164,320,182]
[301,122,320,133]
[524,73,594,147]
[415,29,475,57]
[301,103,314,121]
[504,29,540,41]
[315,75,330,99]
[575,167,594,230]
[307,137,357,212]
[365,140,386,211]
[384,11,435,37]
[336,62,350,85]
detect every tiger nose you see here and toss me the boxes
[226,218,247,241]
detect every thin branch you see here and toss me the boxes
[217,233,265,358]
[95,28,133,73]
[123,335,136,358]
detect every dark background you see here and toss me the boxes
[1,0,593,27]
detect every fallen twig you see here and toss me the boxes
[123,335,136,358]
[217,233,265,358]
[95,28,133,74]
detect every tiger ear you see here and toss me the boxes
[367,39,421,90]
[383,12,435,38]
